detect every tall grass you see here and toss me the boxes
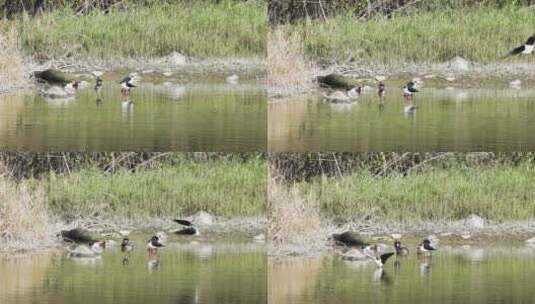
[36,158,266,218]
[298,163,535,222]
[267,27,310,91]
[295,6,535,63]
[0,22,25,90]
[0,181,50,245]
[17,1,266,59]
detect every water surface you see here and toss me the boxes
[269,244,535,304]
[269,88,535,151]
[0,239,266,304]
[0,79,266,151]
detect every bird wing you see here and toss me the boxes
[119,76,131,84]
[380,252,395,264]
[507,45,525,57]
[173,219,193,226]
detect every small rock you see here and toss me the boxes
[142,70,154,74]
[190,211,214,226]
[375,75,386,82]
[167,52,188,66]
[118,230,131,236]
[510,79,522,89]
[445,75,456,82]
[92,71,104,77]
[440,232,453,237]
[445,86,455,90]
[525,237,535,244]
[226,74,239,84]
[253,233,266,242]
[447,56,471,72]
[424,74,436,79]
[464,214,486,229]
[391,233,402,240]
[162,71,173,77]
[461,233,471,240]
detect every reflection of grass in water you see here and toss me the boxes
[298,163,535,222]
[17,1,266,58]
[293,7,535,63]
[32,158,266,218]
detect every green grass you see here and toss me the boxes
[17,1,266,59]
[298,163,535,222]
[294,6,535,63]
[25,158,266,218]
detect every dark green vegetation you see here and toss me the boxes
[269,1,535,63]
[7,153,267,218]
[10,0,266,59]
[271,153,535,222]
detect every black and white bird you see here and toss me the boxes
[121,237,134,252]
[394,240,409,256]
[94,76,103,95]
[378,82,386,99]
[505,34,535,57]
[417,239,436,255]
[402,81,419,97]
[119,73,137,96]
[367,252,395,268]
[173,219,200,236]
[147,235,165,253]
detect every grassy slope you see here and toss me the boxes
[17,1,266,59]
[297,6,535,63]
[299,163,535,222]
[26,158,266,218]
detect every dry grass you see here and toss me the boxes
[268,183,323,254]
[0,23,24,92]
[0,180,52,251]
[267,26,312,96]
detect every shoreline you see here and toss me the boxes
[268,218,535,257]
[2,54,266,96]
[268,58,535,100]
[1,215,267,255]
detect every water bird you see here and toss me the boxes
[147,234,165,254]
[505,33,535,57]
[61,228,101,244]
[367,252,395,268]
[119,73,137,96]
[173,219,200,236]
[378,82,385,99]
[121,237,134,252]
[394,240,409,256]
[403,81,419,97]
[68,241,105,258]
[417,239,437,255]
[94,76,103,94]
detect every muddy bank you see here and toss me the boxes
[3,53,266,96]
[2,215,267,254]
[269,217,535,257]
[268,58,535,100]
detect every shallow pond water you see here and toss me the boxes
[0,77,266,151]
[269,244,535,304]
[0,238,266,304]
[269,88,535,151]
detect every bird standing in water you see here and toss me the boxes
[94,76,103,95]
[378,82,386,100]
[120,73,137,97]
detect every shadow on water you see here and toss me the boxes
[0,240,266,304]
[269,88,535,151]
[0,81,266,151]
[268,244,535,304]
